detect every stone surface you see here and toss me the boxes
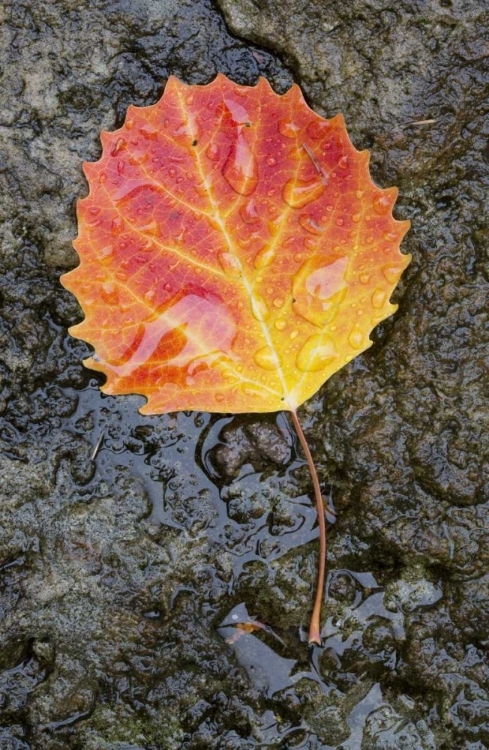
[0,0,488,747]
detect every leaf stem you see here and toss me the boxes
[290,408,326,646]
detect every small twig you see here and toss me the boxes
[90,429,105,460]
[302,143,328,185]
[290,409,326,646]
[325,487,336,519]
[404,118,437,127]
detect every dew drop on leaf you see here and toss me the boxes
[205,142,220,161]
[293,257,348,328]
[382,264,404,283]
[254,345,279,370]
[253,245,274,269]
[306,120,332,140]
[222,132,258,196]
[373,193,392,215]
[348,326,364,349]
[296,334,337,372]
[278,119,301,138]
[239,200,260,224]
[251,295,270,321]
[371,289,387,309]
[218,251,240,275]
[299,214,323,235]
[283,177,326,209]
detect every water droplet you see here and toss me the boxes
[283,177,325,209]
[382,264,404,284]
[205,142,220,161]
[290,329,299,340]
[359,273,370,284]
[241,384,263,398]
[110,217,123,234]
[103,291,237,378]
[293,257,348,327]
[338,155,349,169]
[336,217,344,227]
[278,119,300,138]
[99,245,114,261]
[306,120,332,140]
[348,326,364,349]
[172,120,199,143]
[373,193,392,215]
[296,334,337,372]
[251,295,270,320]
[172,227,187,246]
[267,218,281,237]
[223,98,251,125]
[299,214,323,235]
[168,167,176,178]
[218,251,241,275]
[215,392,225,403]
[111,138,126,156]
[254,346,279,370]
[352,213,362,223]
[273,297,284,308]
[275,318,287,331]
[266,156,277,166]
[139,239,153,253]
[85,206,102,226]
[240,200,260,224]
[222,132,258,196]
[372,288,387,309]
[139,124,158,140]
[253,245,274,269]
[383,230,398,242]
[100,282,119,305]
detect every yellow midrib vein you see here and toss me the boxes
[175,86,292,405]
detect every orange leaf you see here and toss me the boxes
[61,74,410,416]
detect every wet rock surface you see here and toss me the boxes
[0,0,487,748]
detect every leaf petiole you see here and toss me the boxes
[290,409,326,646]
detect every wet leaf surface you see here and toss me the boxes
[61,74,410,415]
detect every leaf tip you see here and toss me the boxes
[164,74,187,96]
[331,112,346,129]
[257,75,273,92]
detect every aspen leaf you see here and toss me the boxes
[62,74,410,415]
[61,74,411,644]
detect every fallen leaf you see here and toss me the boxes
[61,74,410,415]
[61,74,411,644]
